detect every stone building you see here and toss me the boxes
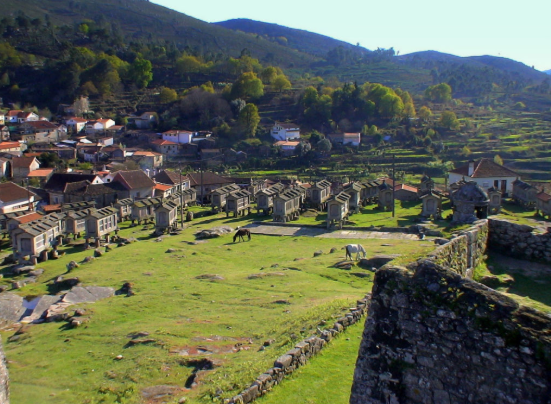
[326,192,350,229]
[377,181,393,211]
[451,181,489,223]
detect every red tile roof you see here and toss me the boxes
[0,142,21,150]
[394,183,418,193]
[450,159,519,178]
[12,156,38,169]
[154,183,172,191]
[151,139,177,146]
[28,168,54,177]
[14,212,43,224]
[0,182,38,203]
[536,192,551,202]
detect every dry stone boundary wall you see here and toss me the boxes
[488,219,551,263]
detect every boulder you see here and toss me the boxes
[195,274,224,281]
[359,255,400,269]
[93,248,103,258]
[82,256,95,263]
[63,286,115,304]
[330,247,338,254]
[28,269,44,277]
[313,250,323,257]
[195,226,234,239]
[55,277,80,288]
[12,265,34,276]
[66,261,79,271]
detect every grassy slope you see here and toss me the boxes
[1,213,431,404]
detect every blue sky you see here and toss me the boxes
[152,0,550,71]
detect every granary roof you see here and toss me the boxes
[313,180,332,190]
[86,206,118,219]
[156,200,178,211]
[512,179,535,191]
[276,188,303,201]
[17,214,61,236]
[452,181,489,204]
[536,192,551,202]
[0,182,38,203]
[329,192,351,204]
[344,182,364,193]
[210,183,240,195]
[114,198,134,207]
[133,197,163,209]
[227,189,251,199]
[61,201,96,212]
[450,159,519,178]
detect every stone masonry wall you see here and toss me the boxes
[426,220,488,278]
[350,260,551,404]
[225,295,370,404]
[488,219,551,263]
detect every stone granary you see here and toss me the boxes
[512,179,537,208]
[114,198,133,222]
[535,191,551,219]
[418,174,435,195]
[377,180,393,211]
[420,190,442,218]
[273,188,303,222]
[309,180,332,210]
[84,207,118,240]
[225,189,251,217]
[61,201,96,212]
[256,183,285,215]
[361,180,381,204]
[487,187,502,214]
[344,182,363,213]
[131,197,162,224]
[210,183,241,212]
[326,192,350,229]
[11,214,63,264]
[451,181,489,223]
[181,188,197,206]
[154,200,178,233]
[64,209,88,237]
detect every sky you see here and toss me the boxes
[152,0,551,72]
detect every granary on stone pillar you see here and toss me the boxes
[131,197,162,224]
[225,189,251,217]
[487,187,502,215]
[361,180,381,203]
[65,209,89,236]
[61,201,96,212]
[512,179,537,208]
[210,184,240,212]
[85,207,118,239]
[11,214,63,264]
[114,198,133,221]
[155,200,178,232]
[326,192,351,229]
[256,183,285,215]
[420,190,442,218]
[450,181,489,223]
[535,191,551,219]
[344,182,364,213]
[309,180,332,210]
[378,180,393,211]
[418,174,435,195]
[179,188,196,207]
[273,188,302,222]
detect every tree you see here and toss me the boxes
[494,154,504,165]
[38,152,60,168]
[439,110,460,130]
[316,138,332,153]
[230,99,246,116]
[272,74,291,92]
[368,125,378,135]
[128,58,153,88]
[418,106,433,122]
[238,103,260,137]
[176,55,203,75]
[260,66,278,84]
[425,83,452,103]
[403,102,416,118]
[72,96,90,117]
[159,87,178,104]
[294,141,312,157]
[378,93,404,118]
[230,72,264,100]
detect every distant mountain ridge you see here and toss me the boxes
[545,70,551,75]
[214,18,370,58]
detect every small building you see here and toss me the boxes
[310,180,332,210]
[451,181,489,223]
[64,209,89,237]
[27,168,55,186]
[487,187,502,215]
[273,188,303,222]
[131,197,163,224]
[378,181,393,211]
[153,170,190,195]
[225,189,251,217]
[327,132,361,147]
[11,214,63,264]
[151,139,179,155]
[114,198,133,221]
[343,182,364,213]
[256,183,285,215]
[0,181,39,213]
[448,159,519,196]
[154,200,178,233]
[420,191,442,218]
[211,183,241,212]
[12,156,40,178]
[512,179,537,208]
[85,207,118,240]
[271,122,300,141]
[274,140,300,157]
[110,170,155,200]
[326,192,350,229]
[162,130,194,145]
[361,180,381,203]
[536,192,551,219]
[394,183,419,202]
[133,151,163,169]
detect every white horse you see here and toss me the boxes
[345,244,367,260]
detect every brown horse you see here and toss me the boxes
[233,228,251,242]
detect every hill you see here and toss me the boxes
[545,69,551,75]
[0,0,318,67]
[214,18,370,58]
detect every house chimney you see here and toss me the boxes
[468,160,475,177]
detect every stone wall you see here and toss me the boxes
[488,219,551,263]
[0,340,8,404]
[225,295,371,404]
[350,260,551,404]
[425,220,488,278]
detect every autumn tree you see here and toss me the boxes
[230,72,264,100]
[439,110,460,130]
[272,74,291,92]
[418,106,433,122]
[159,87,178,104]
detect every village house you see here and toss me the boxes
[62,180,125,208]
[65,117,88,133]
[85,118,115,135]
[18,121,67,143]
[153,170,190,194]
[0,141,22,154]
[394,183,419,201]
[95,136,114,146]
[109,170,155,200]
[127,112,157,129]
[162,130,194,144]
[0,181,39,213]
[271,122,300,141]
[151,138,179,155]
[77,144,105,162]
[27,168,55,186]
[0,125,9,141]
[274,140,300,156]
[7,110,39,124]
[12,156,40,178]
[187,171,234,203]
[327,132,361,147]
[44,173,103,204]
[449,159,520,196]
[132,151,163,169]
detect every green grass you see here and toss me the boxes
[1,213,430,404]
[257,321,364,404]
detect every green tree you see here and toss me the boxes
[159,87,178,104]
[272,74,291,92]
[461,146,471,156]
[494,154,504,165]
[238,103,260,137]
[38,152,60,168]
[316,138,332,153]
[230,72,264,100]
[294,141,312,157]
[439,110,460,130]
[425,83,452,103]
[128,58,153,88]
[260,66,278,84]
[418,106,433,122]
[176,55,203,75]
[367,125,378,135]
[403,102,416,118]
[378,93,404,118]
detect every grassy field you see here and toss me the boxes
[0,213,431,404]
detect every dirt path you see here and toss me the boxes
[243,223,420,240]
